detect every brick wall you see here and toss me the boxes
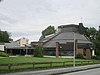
[76,48,83,55]
[86,49,91,59]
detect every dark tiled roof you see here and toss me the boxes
[40,23,92,48]
[42,32,92,47]
[0,42,4,45]
[58,24,78,28]
[5,41,21,48]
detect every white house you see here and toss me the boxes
[0,43,4,51]
[15,37,29,47]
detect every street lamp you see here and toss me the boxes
[60,46,62,57]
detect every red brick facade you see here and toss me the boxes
[76,48,83,55]
[86,49,91,59]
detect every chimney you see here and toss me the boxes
[79,23,83,26]
[79,23,84,34]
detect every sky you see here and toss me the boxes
[0,0,100,42]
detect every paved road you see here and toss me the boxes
[61,68,100,75]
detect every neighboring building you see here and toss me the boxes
[0,43,4,51]
[34,23,94,59]
[15,37,29,47]
[5,41,33,55]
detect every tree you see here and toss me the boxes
[89,27,97,41]
[0,30,11,42]
[83,27,97,41]
[40,25,56,39]
[0,0,3,2]
[33,45,44,57]
[82,26,100,57]
[94,28,100,56]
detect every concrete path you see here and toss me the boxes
[1,64,100,75]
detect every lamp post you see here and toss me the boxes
[60,46,62,57]
[73,33,75,67]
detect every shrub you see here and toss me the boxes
[91,56,100,60]
[75,53,85,59]
[33,45,44,57]
[91,56,96,59]
[0,51,9,57]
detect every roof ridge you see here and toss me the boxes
[43,32,61,45]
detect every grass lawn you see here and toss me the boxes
[0,56,95,73]
[0,56,73,64]
[0,57,74,71]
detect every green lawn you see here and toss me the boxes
[0,56,73,64]
[0,56,97,73]
[0,57,74,71]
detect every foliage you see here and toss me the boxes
[75,53,85,59]
[0,30,11,42]
[0,51,9,57]
[94,41,100,56]
[91,56,100,60]
[93,27,100,56]
[82,26,100,57]
[0,0,2,2]
[83,27,97,41]
[34,45,44,57]
[88,27,97,41]
[40,25,56,39]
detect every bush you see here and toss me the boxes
[33,45,44,57]
[91,56,96,59]
[91,56,100,60]
[75,53,85,59]
[0,51,9,57]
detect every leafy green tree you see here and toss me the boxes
[0,30,11,42]
[89,27,97,41]
[94,28,100,56]
[83,26,100,57]
[83,27,97,41]
[34,45,44,57]
[0,0,3,2]
[75,53,85,59]
[82,27,89,37]
[41,25,56,38]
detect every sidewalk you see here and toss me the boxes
[2,64,100,75]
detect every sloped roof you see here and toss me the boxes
[42,32,92,47]
[58,24,78,28]
[5,41,21,48]
[40,24,92,48]
[0,42,4,45]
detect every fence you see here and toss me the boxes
[0,60,99,71]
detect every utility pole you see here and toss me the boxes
[73,33,75,67]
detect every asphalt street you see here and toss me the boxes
[61,68,100,75]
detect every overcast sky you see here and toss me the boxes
[0,0,100,42]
